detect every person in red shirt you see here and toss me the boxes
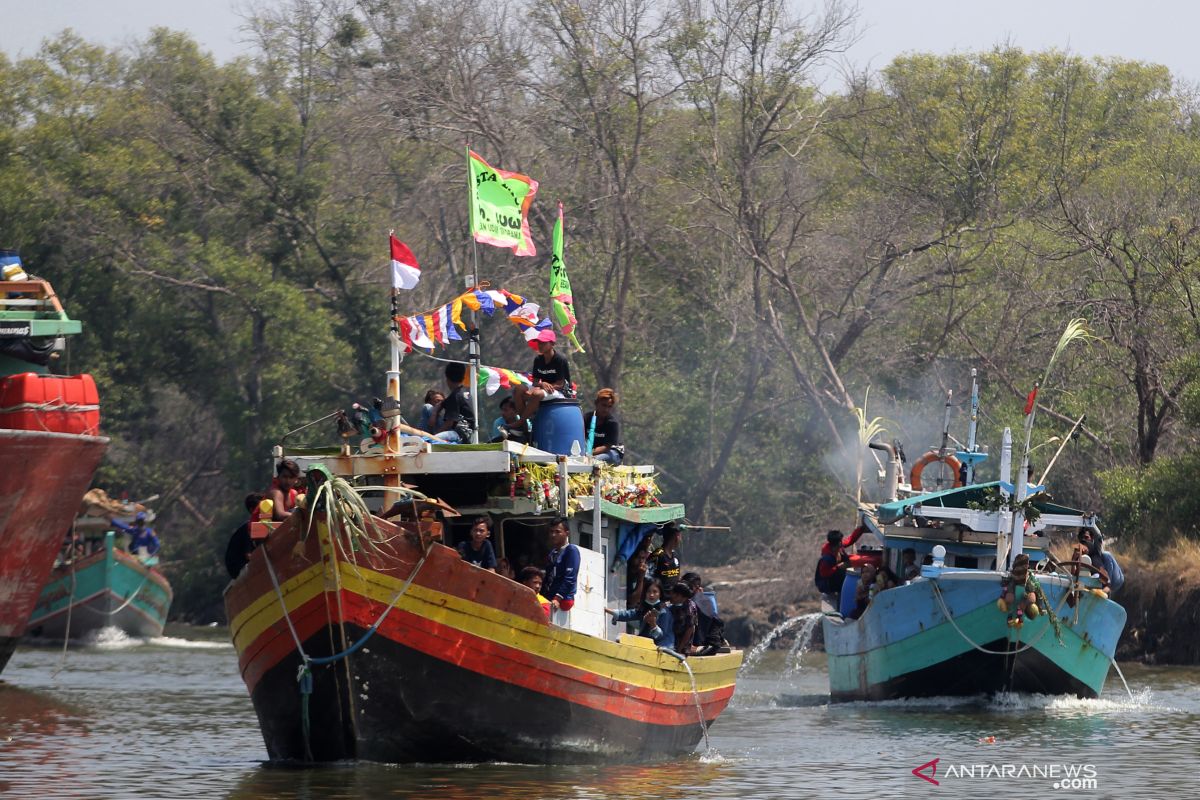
[814,525,867,596]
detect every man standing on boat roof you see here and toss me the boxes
[514,330,571,420]
[544,518,579,624]
[111,511,160,559]
[433,362,475,443]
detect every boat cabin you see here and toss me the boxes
[283,438,681,642]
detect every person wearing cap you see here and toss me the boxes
[110,511,161,559]
[514,330,571,420]
[584,388,622,464]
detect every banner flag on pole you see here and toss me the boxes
[389,234,421,290]
[468,149,538,256]
[549,202,585,353]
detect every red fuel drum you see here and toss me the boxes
[0,372,101,434]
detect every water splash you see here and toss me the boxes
[88,626,136,649]
[740,613,823,675]
[677,657,711,753]
[783,614,823,676]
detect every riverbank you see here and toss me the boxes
[1112,539,1200,663]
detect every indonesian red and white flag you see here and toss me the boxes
[390,235,420,290]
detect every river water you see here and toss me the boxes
[2,625,1198,800]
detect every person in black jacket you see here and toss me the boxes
[584,388,622,464]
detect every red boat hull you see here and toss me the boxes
[0,429,107,673]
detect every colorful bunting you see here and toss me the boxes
[393,286,554,353]
[468,149,538,257]
[476,366,532,396]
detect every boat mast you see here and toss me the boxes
[465,146,481,443]
[995,428,1013,570]
[965,369,980,484]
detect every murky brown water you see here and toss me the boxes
[2,625,1198,799]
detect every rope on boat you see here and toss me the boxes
[103,570,152,616]
[52,525,79,679]
[930,579,1069,656]
[262,530,430,761]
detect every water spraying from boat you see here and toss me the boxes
[660,647,710,752]
[1110,656,1134,701]
[783,614,824,676]
[740,613,823,675]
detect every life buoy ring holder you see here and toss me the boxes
[910,450,963,491]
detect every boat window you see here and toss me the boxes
[953,555,978,569]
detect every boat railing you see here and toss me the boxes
[0,279,69,319]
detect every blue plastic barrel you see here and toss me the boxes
[532,399,585,455]
[839,571,860,618]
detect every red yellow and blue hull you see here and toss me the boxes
[225,515,740,764]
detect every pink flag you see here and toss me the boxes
[390,235,420,290]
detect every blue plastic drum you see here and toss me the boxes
[839,571,860,618]
[532,399,585,456]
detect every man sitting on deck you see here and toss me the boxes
[433,362,476,443]
[514,330,571,420]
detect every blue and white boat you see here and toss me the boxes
[823,373,1127,701]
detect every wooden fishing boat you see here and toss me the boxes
[226,441,740,763]
[26,529,173,640]
[0,260,108,673]
[823,373,1127,701]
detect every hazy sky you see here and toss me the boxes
[2,1,1198,88]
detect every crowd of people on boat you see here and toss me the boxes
[812,519,1125,621]
[410,333,622,461]
[604,525,727,657]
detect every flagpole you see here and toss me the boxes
[385,230,405,510]
[466,144,481,443]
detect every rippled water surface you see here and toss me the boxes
[2,626,1198,799]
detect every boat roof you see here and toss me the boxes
[287,440,686,523]
[876,481,1083,524]
[0,278,82,337]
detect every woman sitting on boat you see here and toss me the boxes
[605,581,671,644]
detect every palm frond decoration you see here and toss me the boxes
[1041,317,1097,389]
[853,388,890,504]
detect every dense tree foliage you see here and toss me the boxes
[3,0,1199,616]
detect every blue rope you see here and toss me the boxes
[262,537,430,759]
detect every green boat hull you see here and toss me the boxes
[27,532,172,640]
[824,572,1126,701]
